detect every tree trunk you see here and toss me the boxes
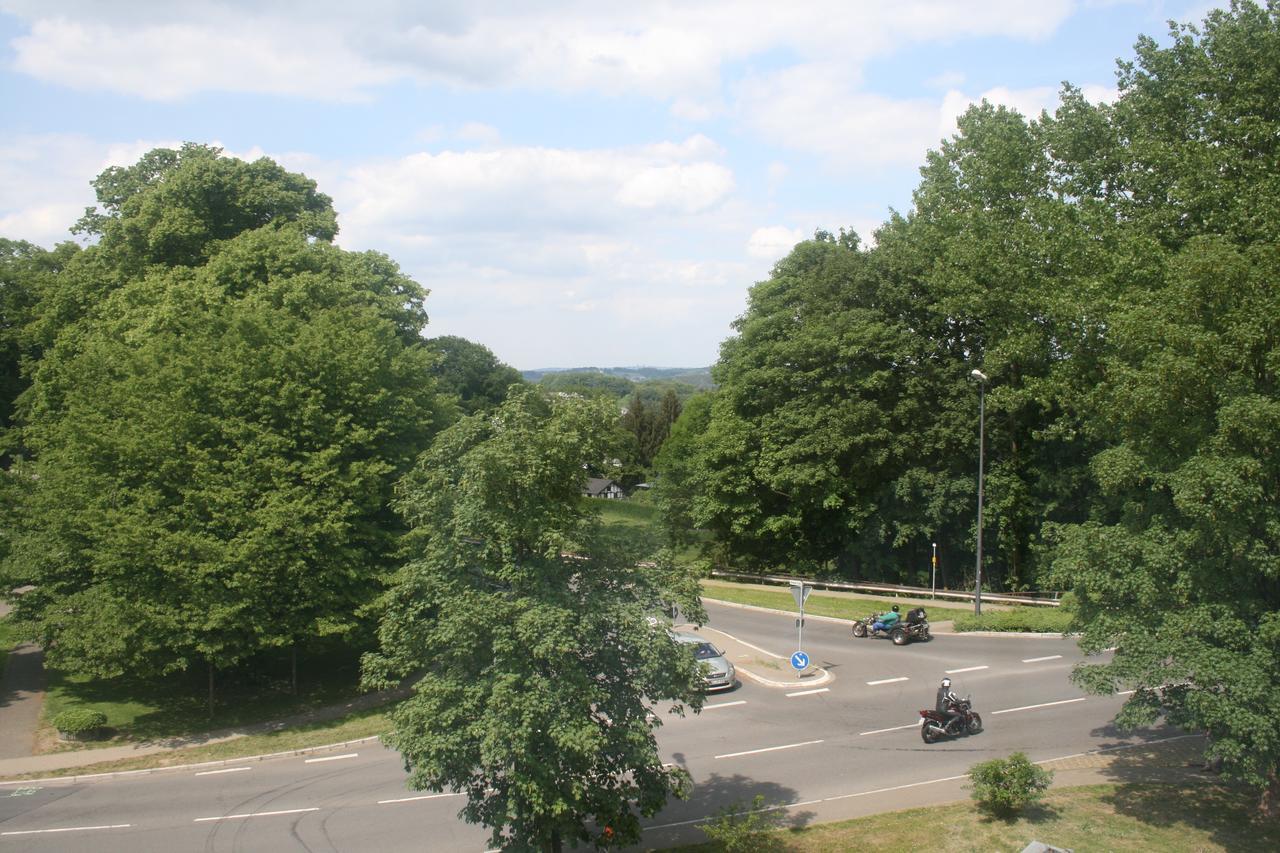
[1260,768,1280,819]
[207,662,215,719]
[291,646,298,695]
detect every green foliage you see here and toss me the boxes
[951,607,1073,633]
[699,794,784,852]
[968,752,1053,818]
[424,335,523,416]
[52,708,108,735]
[3,146,444,684]
[364,387,706,851]
[536,369,636,398]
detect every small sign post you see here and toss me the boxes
[789,580,813,674]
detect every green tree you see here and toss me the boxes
[424,335,524,416]
[4,148,443,705]
[1046,2,1280,815]
[363,387,704,851]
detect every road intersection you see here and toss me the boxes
[0,599,1177,852]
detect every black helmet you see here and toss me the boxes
[891,605,900,613]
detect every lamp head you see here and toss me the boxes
[970,369,988,382]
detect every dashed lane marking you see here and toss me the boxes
[1022,655,1063,663]
[194,807,320,823]
[715,739,824,760]
[859,722,921,736]
[304,752,358,764]
[703,700,747,710]
[195,767,251,777]
[866,677,909,686]
[378,793,465,805]
[2,824,132,836]
[991,697,1087,715]
[945,665,988,674]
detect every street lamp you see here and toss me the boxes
[970,369,988,616]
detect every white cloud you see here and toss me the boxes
[0,133,182,245]
[4,1,1078,101]
[746,226,806,260]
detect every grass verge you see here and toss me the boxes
[674,780,1278,852]
[0,614,14,673]
[35,641,369,754]
[699,579,970,622]
[1,704,394,781]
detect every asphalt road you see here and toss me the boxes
[0,600,1161,852]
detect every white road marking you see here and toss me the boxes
[195,766,251,777]
[1022,655,1063,663]
[945,665,989,674]
[698,626,783,659]
[378,792,465,805]
[703,700,747,710]
[866,676,908,686]
[991,697,1087,715]
[194,807,320,822]
[859,722,921,736]
[2,824,132,836]
[824,774,971,802]
[715,739,824,760]
[786,688,829,698]
[304,752,358,764]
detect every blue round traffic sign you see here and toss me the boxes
[790,651,809,671]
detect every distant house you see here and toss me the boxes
[584,477,625,499]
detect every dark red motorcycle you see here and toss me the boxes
[919,696,983,743]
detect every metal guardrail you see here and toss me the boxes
[709,570,1062,607]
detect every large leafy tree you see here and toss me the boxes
[4,147,443,697]
[1047,1,1280,814]
[363,387,704,851]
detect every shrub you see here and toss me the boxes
[52,708,108,736]
[968,752,1053,817]
[700,794,783,852]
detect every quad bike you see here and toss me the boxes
[851,607,931,646]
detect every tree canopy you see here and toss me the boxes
[363,387,705,851]
[3,146,445,690]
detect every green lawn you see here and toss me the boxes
[699,580,1072,633]
[698,579,972,621]
[37,641,371,752]
[591,497,660,527]
[0,614,15,673]
[1,705,393,781]
[676,780,1277,852]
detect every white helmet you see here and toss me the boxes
[941,677,951,689]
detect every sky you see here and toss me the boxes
[0,1,1222,370]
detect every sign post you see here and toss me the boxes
[789,580,813,675]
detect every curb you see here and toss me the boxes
[0,735,385,786]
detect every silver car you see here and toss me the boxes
[673,631,737,692]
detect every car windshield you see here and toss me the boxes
[692,643,721,660]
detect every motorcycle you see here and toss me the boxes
[919,696,983,743]
[851,607,931,646]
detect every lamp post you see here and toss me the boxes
[970,369,988,616]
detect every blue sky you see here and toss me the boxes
[0,1,1220,369]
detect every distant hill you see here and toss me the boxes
[522,366,715,390]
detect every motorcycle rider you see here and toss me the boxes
[872,604,901,634]
[936,676,963,732]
